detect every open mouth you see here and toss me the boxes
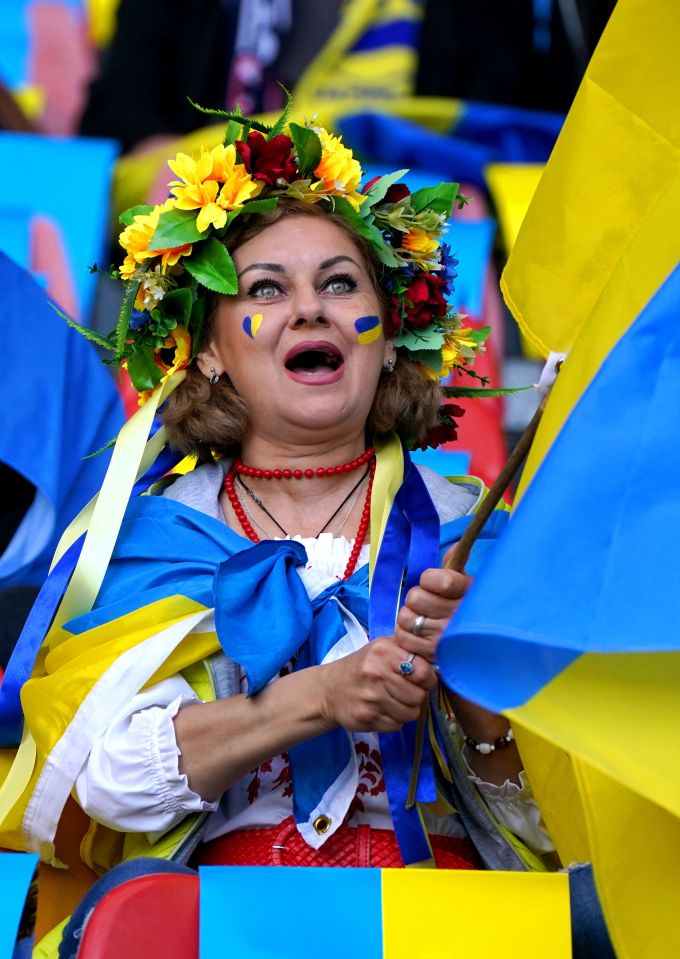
[284,342,345,382]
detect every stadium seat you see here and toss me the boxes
[77,874,199,959]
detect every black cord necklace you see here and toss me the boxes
[235,469,369,539]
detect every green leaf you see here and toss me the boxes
[410,182,460,218]
[239,197,279,215]
[406,348,443,371]
[267,86,293,139]
[150,208,203,249]
[288,122,322,178]
[462,325,491,345]
[115,276,142,359]
[184,237,238,294]
[220,196,279,232]
[127,349,164,392]
[360,169,409,214]
[332,197,400,267]
[188,298,206,359]
[393,327,445,352]
[223,119,241,148]
[68,320,114,350]
[187,97,272,134]
[119,204,154,227]
[53,304,115,351]
[83,434,119,459]
[155,287,193,327]
[441,385,533,399]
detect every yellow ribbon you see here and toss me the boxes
[0,726,37,830]
[49,373,185,641]
[369,434,404,585]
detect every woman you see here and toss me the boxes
[7,101,612,958]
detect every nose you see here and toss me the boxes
[289,283,329,328]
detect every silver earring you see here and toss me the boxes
[383,358,395,373]
[209,367,220,386]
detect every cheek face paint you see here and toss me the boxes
[354,314,382,345]
[242,312,264,339]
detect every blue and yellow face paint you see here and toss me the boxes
[242,313,264,338]
[355,315,382,345]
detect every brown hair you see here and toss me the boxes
[163,200,440,459]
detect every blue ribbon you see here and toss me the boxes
[371,451,442,864]
[213,539,372,828]
[0,536,83,747]
[213,540,311,694]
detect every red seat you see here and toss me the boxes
[77,874,199,959]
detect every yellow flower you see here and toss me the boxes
[403,228,439,259]
[170,143,263,231]
[137,325,193,405]
[168,148,213,187]
[119,201,191,279]
[211,143,264,208]
[418,328,478,381]
[174,179,227,232]
[312,128,366,211]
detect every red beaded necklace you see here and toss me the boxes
[233,447,375,480]
[223,451,376,580]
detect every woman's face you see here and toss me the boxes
[198,214,396,445]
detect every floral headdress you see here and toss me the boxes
[80,96,490,440]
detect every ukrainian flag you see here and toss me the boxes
[438,1,680,956]
[200,866,570,959]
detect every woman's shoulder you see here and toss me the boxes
[416,464,484,524]
[159,459,229,521]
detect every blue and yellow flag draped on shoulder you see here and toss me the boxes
[0,427,507,875]
[438,1,680,956]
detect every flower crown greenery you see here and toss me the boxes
[79,95,492,428]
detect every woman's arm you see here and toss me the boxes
[175,637,438,801]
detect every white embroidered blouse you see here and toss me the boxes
[75,525,553,855]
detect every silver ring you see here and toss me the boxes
[398,652,416,676]
[411,614,427,637]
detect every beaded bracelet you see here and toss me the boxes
[464,727,514,755]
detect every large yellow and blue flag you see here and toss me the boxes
[438,0,680,956]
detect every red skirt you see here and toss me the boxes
[194,816,480,869]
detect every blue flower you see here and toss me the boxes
[439,243,459,292]
[129,309,150,330]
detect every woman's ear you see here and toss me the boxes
[383,339,397,367]
[196,340,222,380]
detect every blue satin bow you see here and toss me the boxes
[212,450,443,864]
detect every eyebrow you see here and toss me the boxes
[319,255,361,271]
[237,262,285,279]
[237,254,361,279]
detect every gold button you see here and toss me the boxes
[313,815,332,835]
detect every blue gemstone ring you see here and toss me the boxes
[399,654,416,677]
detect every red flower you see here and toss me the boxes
[361,175,381,194]
[388,272,448,333]
[361,179,410,203]
[384,183,410,204]
[235,131,298,186]
[414,403,465,451]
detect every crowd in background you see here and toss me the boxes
[0,0,616,629]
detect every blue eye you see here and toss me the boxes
[323,273,357,294]
[248,277,283,298]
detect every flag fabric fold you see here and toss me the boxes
[439,266,680,959]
